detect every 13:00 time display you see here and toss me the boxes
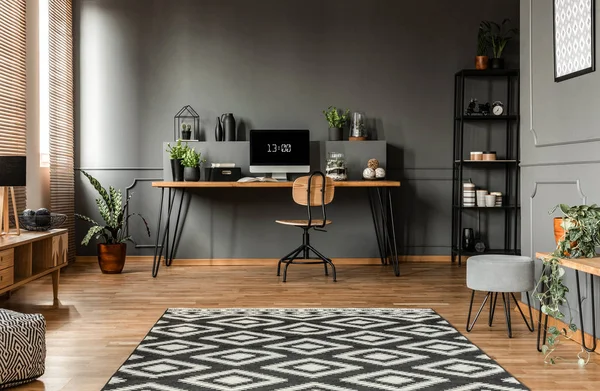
[267,143,292,153]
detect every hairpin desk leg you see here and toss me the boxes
[151,188,165,278]
[576,270,597,352]
[167,189,186,267]
[368,189,386,265]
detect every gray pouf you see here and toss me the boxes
[465,255,535,338]
[467,255,534,292]
[0,309,46,389]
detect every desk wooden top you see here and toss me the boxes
[152,180,401,188]
[536,252,600,277]
[0,229,68,250]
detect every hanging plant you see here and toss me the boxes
[534,204,600,365]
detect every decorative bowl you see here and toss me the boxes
[11,213,67,231]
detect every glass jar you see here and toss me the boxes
[326,152,347,181]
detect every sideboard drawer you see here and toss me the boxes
[0,249,14,270]
[0,267,14,289]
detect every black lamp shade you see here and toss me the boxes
[0,156,27,186]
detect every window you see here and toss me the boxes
[0,0,27,211]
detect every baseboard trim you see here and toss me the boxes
[516,301,599,354]
[75,255,452,266]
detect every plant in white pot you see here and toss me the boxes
[75,171,150,274]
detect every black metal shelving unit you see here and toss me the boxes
[451,69,520,265]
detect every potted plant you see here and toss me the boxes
[535,204,600,365]
[182,147,203,181]
[482,19,518,69]
[475,21,489,70]
[75,171,150,274]
[323,106,350,141]
[166,139,188,182]
[181,124,192,140]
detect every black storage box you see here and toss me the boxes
[205,167,242,182]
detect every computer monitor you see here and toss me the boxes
[249,129,310,180]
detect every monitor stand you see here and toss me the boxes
[270,173,288,181]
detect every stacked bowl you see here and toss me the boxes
[463,183,475,207]
[491,192,503,207]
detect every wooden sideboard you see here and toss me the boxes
[0,229,68,301]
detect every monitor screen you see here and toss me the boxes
[250,129,310,166]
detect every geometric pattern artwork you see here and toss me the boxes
[101,308,529,390]
[0,309,46,389]
[554,0,595,81]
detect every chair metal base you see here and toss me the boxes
[466,290,535,338]
[277,228,336,282]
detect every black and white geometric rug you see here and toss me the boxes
[102,308,529,391]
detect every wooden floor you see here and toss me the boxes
[1,260,599,391]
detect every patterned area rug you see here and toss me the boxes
[102,308,529,391]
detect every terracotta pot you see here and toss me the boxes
[97,243,127,274]
[553,217,576,255]
[475,56,489,70]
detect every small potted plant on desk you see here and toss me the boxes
[323,106,350,141]
[182,147,204,182]
[535,203,600,365]
[166,139,188,182]
[76,171,150,274]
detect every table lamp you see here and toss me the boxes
[0,156,26,236]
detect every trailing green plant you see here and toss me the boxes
[481,19,519,58]
[166,139,189,160]
[323,106,350,129]
[534,204,600,365]
[476,21,490,56]
[75,171,150,246]
[182,148,202,168]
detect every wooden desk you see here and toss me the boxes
[152,180,401,188]
[535,252,598,352]
[150,180,401,278]
[0,229,68,301]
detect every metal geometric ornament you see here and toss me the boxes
[173,105,200,141]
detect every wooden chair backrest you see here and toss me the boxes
[292,175,335,206]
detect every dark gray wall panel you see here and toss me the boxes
[75,0,520,257]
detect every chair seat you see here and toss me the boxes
[275,219,332,227]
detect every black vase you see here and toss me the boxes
[184,167,200,182]
[462,228,475,251]
[181,130,191,140]
[215,117,224,141]
[170,159,184,182]
[222,113,236,141]
[490,58,505,69]
[329,127,342,141]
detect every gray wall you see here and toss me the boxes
[74,0,520,258]
[520,0,599,334]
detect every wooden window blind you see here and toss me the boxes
[49,0,75,262]
[0,0,27,213]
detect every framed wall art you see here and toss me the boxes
[554,0,596,82]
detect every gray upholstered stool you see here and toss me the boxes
[466,255,535,338]
[0,309,46,389]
